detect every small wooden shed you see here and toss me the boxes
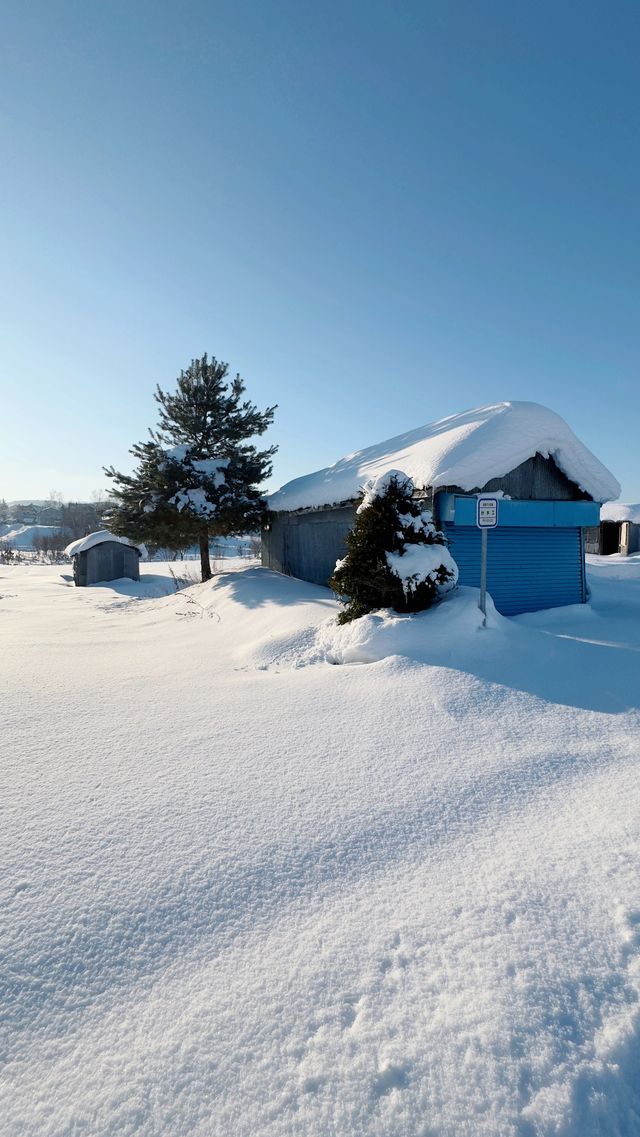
[585,504,640,556]
[263,402,621,617]
[65,530,144,586]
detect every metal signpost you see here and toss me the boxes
[476,497,498,624]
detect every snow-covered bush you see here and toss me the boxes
[330,469,458,624]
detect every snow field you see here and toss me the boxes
[1,559,639,1135]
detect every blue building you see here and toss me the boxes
[262,402,620,617]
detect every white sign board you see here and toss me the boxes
[477,497,498,528]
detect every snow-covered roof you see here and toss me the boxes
[268,402,620,512]
[601,502,640,524]
[64,530,146,558]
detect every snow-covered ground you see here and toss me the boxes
[2,556,639,1136]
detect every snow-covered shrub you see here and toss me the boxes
[329,469,458,624]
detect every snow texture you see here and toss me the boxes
[160,443,190,464]
[2,555,640,1136]
[357,469,415,513]
[268,401,621,511]
[64,529,146,558]
[171,488,217,515]
[162,448,229,516]
[161,446,229,481]
[170,460,229,516]
[0,523,62,549]
[601,503,640,524]
[192,457,229,477]
[386,543,459,595]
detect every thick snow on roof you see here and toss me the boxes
[268,402,620,512]
[64,530,145,558]
[601,502,640,524]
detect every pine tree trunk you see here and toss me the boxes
[199,529,212,582]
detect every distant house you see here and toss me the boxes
[65,531,146,586]
[15,504,38,525]
[36,506,63,525]
[585,504,640,557]
[262,402,620,617]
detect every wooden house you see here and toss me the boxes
[262,402,620,617]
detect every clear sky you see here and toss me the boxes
[2,1,639,503]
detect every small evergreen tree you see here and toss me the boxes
[330,470,457,624]
[105,355,276,582]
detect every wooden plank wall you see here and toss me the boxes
[262,505,356,586]
[81,543,140,585]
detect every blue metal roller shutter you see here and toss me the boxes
[443,525,586,616]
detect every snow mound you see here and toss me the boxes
[235,571,640,713]
[64,530,147,558]
[237,586,505,670]
[268,401,620,511]
[319,588,502,665]
[601,502,640,524]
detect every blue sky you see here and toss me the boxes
[1,1,639,502]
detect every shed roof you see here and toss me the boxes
[64,530,146,558]
[268,402,620,512]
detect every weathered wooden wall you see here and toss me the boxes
[439,453,590,501]
[262,505,356,586]
[75,542,140,586]
[584,526,601,554]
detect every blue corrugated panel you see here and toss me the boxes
[443,525,586,616]
[437,494,600,528]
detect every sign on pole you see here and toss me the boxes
[476,497,498,623]
[477,497,498,528]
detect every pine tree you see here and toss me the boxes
[330,470,457,624]
[105,355,276,581]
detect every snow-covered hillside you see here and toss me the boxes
[0,523,63,548]
[1,559,639,1136]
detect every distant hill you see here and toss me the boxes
[0,524,63,549]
